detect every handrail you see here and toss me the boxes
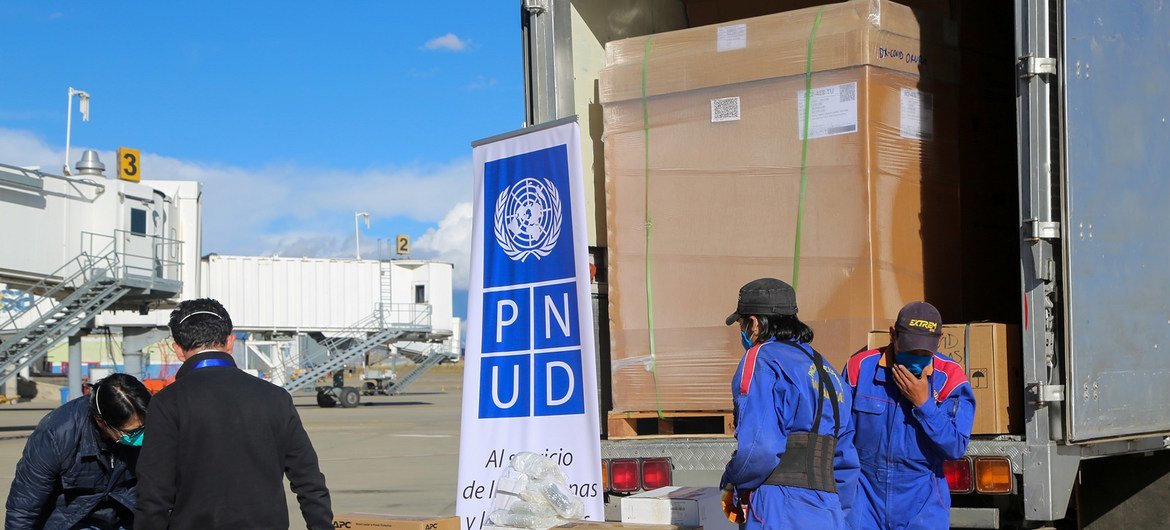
[0,247,117,331]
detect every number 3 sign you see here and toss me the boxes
[118,147,141,182]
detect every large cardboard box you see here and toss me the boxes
[332,514,459,530]
[601,0,962,412]
[621,486,735,530]
[866,323,1023,434]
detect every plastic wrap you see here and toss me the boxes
[600,1,962,413]
[488,452,586,529]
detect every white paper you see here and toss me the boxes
[710,97,741,123]
[899,88,935,140]
[717,24,747,52]
[796,82,859,140]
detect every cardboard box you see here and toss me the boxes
[865,323,1023,434]
[621,486,735,530]
[601,0,962,412]
[557,523,684,529]
[332,514,459,530]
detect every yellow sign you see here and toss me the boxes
[117,147,141,182]
[396,234,410,255]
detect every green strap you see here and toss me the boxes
[793,7,825,291]
[641,36,663,419]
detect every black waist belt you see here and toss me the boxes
[764,343,840,493]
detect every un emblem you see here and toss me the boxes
[493,178,562,262]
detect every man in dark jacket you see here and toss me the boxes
[134,298,332,529]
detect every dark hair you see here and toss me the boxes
[90,373,151,429]
[743,314,815,344]
[168,298,233,351]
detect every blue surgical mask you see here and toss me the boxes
[118,428,144,447]
[740,331,753,351]
[895,351,932,377]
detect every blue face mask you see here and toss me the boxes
[895,351,933,377]
[740,331,753,351]
[118,428,144,447]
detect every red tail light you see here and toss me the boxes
[610,459,640,493]
[640,458,673,490]
[944,457,974,494]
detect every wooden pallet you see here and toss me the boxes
[607,411,734,439]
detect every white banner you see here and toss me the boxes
[457,119,603,530]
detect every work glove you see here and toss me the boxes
[721,484,748,524]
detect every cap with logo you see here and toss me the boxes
[725,278,798,326]
[894,301,943,353]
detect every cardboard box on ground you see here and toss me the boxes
[621,487,735,530]
[600,0,965,413]
[866,323,1023,434]
[332,514,460,530]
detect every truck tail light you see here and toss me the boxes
[944,457,973,494]
[601,460,610,492]
[974,457,1013,494]
[610,458,640,493]
[640,458,673,490]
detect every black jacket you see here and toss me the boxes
[5,396,139,529]
[134,351,331,529]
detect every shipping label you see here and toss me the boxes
[797,82,858,140]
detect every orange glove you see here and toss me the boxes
[721,485,747,524]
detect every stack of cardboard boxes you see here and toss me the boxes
[601,0,963,413]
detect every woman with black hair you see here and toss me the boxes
[718,278,860,529]
[5,373,151,529]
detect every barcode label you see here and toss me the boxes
[899,88,934,140]
[839,83,857,103]
[711,97,741,123]
[797,82,859,140]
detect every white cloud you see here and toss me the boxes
[424,33,470,52]
[48,11,63,20]
[413,202,473,289]
[466,77,498,91]
[0,127,473,264]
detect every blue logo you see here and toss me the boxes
[479,143,584,419]
[483,145,574,289]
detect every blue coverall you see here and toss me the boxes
[845,348,976,529]
[720,339,860,529]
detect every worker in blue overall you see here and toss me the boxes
[845,301,976,529]
[719,278,859,529]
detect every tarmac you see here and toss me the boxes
[0,364,465,526]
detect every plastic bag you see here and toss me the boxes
[487,452,585,529]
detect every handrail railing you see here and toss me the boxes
[0,244,118,332]
[2,230,186,332]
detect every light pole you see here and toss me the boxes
[64,87,91,175]
[354,212,370,259]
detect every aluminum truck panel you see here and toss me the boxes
[1062,0,1170,441]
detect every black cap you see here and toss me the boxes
[894,301,943,352]
[725,278,798,325]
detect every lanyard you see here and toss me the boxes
[193,358,233,370]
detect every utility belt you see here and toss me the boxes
[764,342,840,493]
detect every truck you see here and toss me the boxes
[516,0,1170,527]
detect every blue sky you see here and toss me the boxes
[1,1,526,318]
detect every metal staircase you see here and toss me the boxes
[0,250,128,388]
[383,342,449,396]
[280,304,434,394]
[0,232,184,388]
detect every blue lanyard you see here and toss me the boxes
[193,358,233,370]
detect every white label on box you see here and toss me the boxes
[900,88,935,140]
[797,82,859,140]
[711,97,741,122]
[717,24,747,52]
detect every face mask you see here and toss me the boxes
[118,429,144,447]
[895,351,932,377]
[740,331,753,351]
